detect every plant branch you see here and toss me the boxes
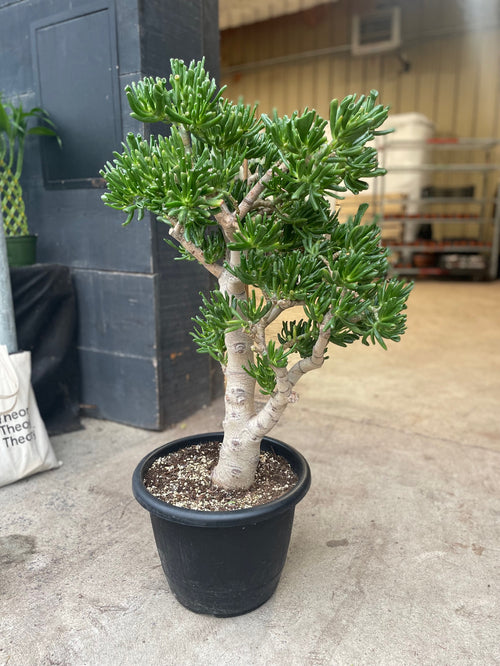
[179,126,192,153]
[246,309,333,441]
[169,223,223,278]
[287,310,333,386]
[262,303,284,328]
[248,198,276,213]
[237,162,286,219]
[251,298,304,355]
[245,366,292,440]
[215,201,237,241]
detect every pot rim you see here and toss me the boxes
[132,431,311,528]
[5,233,38,240]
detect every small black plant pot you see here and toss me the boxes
[132,432,311,617]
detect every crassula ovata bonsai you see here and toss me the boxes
[101,59,412,492]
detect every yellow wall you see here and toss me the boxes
[221,0,500,138]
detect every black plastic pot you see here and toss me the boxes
[132,432,311,617]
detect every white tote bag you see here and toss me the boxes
[0,345,60,487]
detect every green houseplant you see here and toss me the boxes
[101,59,412,616]
[0,93,59,266]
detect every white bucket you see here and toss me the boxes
[374,113,435,215]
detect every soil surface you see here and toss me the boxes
[143,440,298,511]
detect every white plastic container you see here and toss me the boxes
[374,112,435,215]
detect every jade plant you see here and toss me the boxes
[0,94,59,236]
[101,59,412,491]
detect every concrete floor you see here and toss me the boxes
[1,281,499,666]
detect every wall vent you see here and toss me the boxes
[351,7,401,56]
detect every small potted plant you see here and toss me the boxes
[101,59,412,616]
[0,93,60,266]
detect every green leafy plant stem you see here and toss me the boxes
[0,93,60,236]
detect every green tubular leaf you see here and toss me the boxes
[265,339,293,368]
[237,290,272,324]
[200,227,226,264]
[329,98,339,133]
[295,109,315,142]
[191,289,250,364]
[228,213,285,252]
[200,99,262,150]
[278,318,318,358]
[243,355,276,395]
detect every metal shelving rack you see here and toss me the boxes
[371,138,500,280]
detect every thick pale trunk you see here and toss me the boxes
[211,325,261,489]
[211,265,262,489]
[212,366,294,489]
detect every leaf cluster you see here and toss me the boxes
[261,109,341,209]
[191,291,247,365]
[328,90,392,194]
[125,59,224,129]
[244,342,292,395]
[0,93,60,179]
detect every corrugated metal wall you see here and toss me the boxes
[220,0,500,139]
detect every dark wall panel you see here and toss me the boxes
[139,0,220,80]
[32,2,122,188]
[24,184,154,274]
[79,349,160,429]
[0,0,69,94]
[72,269,157,357]
[114,0,141,76]
[155,237,214,424]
